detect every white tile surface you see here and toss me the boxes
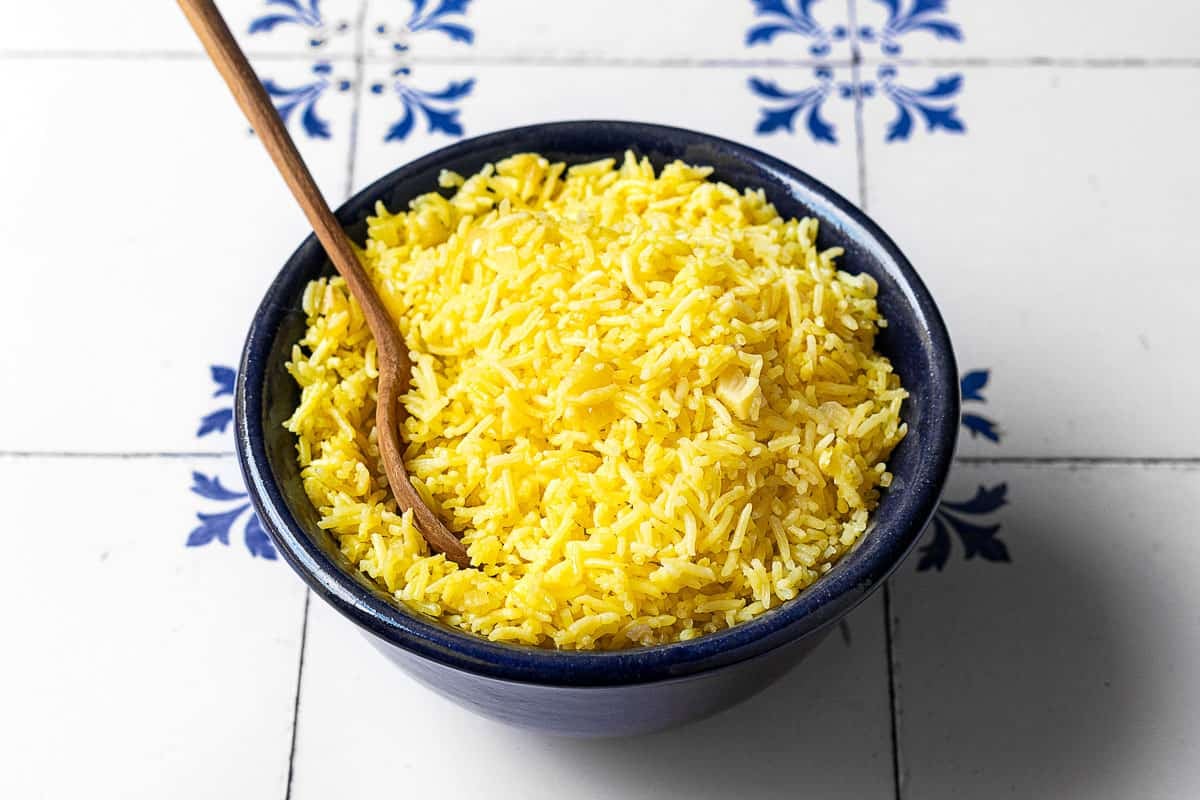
[7,0,1200,794]
[230,0,364,58]
[0,0,856,62]
[892,462,1200,799]
[854,0,1200,62]
[289,594,894,800]
[0,57,351,453]
[0,456,306,799]
[0,0,363,57]
[365,0,854,62]
[353,62,862,202]
[862,66,1200,458]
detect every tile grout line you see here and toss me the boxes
[847,0,869,217]
[284,6,366,793]
[882,582,904,800]
[343,0,368,200]
[847,2,900,796]
[357,55,857,68]
[6,50,1200,68]
[0,50,837,68]
[853,90,868,209]
[284,590,311,800]
[862,55,1200,68]
[955,456,1200,466]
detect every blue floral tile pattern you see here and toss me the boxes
[919,483,1009,571]
[861,68,965,141]
[745,0,847,55]
[249,0,349,46]
[960,368,1000,443]
[749,71,837,142]
[188,470,277,559]
[746,0,966,144]
[917,368,1010,570]
[189,365,274,559]
[197,365,235,437]
[369,1,476,143]
[263,62,352,140]
[371,71,475,141]
[247,0,476,142]
[248,1,354,139]
[857,0,962,56]
[376,0,475,49]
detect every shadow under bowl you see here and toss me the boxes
[235,120,959,737]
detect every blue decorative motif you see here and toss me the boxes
[745,0,845,56]
[919,483,1010,571]
[748,71,837,143]
[249,0,350,48]
[744,0,965,144]
[249,0,353,139]
[262,62,351,140]
[197,365,234,437]
[376,0,475,50]
[190,366,274,560]
[191,472,245,501]
[916,369,1009,570]
[959,369,988,402]
[858,0,962,56]
[869,67,965,142]
[370,2,476,144]
[187,471,277,559]
[371,71,475,142]
[960,368,1000,443]
[248,0,475,143]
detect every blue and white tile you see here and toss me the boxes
[364,0,854,63]
[860,66,1200,457]
[0,456,306,799]
[0,0,363,57]
[0,56,352,453]
[233,0,364,57]
[288,593,893,800]
[853,0,1200,62]
[362,0,478,61]
[352,62,862,203]
[892,462,1200,798]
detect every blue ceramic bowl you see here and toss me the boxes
[236,121,959,737]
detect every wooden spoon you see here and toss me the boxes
[179,0,471,567]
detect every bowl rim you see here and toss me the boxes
[236,120,959,687]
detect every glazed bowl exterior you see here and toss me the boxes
[235,121,959,737]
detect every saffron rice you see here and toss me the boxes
[285,152,907,650]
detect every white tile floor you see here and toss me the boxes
[290,595,892,800]
[0,457,307,799]
[0,0,364,56]
[0,56,352,453]
[3,2,1199,798]
[862,65,1200,458]
[362,0,856,62]
[852,0,1200,62]
[891,463,1200,799]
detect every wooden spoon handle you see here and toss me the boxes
[179,0,472,567]
[176,0,387,332]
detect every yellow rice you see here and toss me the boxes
[285,152,907,650]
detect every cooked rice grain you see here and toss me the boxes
[285,152,907,649]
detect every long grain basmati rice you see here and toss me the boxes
[285,152,907,649]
